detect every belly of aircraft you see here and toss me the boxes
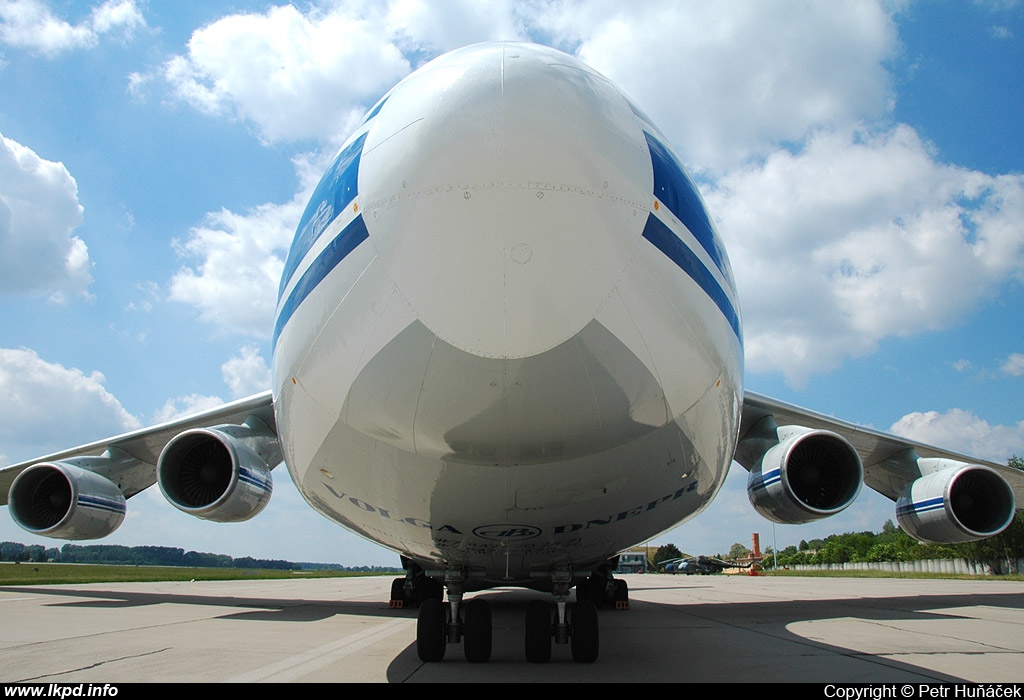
[274,260,741,580]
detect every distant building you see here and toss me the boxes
[615,550,648,573]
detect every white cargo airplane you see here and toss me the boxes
[2,42,1021,664]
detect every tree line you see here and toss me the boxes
[0,542,398,572]
[652,511,1024,572]
[759,510,1024,569]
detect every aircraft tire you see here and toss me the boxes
[390,578,407,606]
[417,597,446,662]
[614,578,629,605]
[525,600,552,663]
[570,601,599,663]
[463,599,492,663]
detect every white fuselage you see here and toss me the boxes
[271,43,743,585]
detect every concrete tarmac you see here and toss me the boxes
[1,573,1023,683]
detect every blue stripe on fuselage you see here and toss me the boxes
[644,131,730,278]
[279,133,367,299]
[359,94,389,126]
[642,213,742,342]
[273,215,369,348]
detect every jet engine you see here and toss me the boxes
[8,462,126,540]
[157,417,278,522]
[742,423,863,524]
[897,463,1015,543]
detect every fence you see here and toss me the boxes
[781,558,1024,575]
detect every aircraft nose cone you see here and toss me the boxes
[360,42,652,359]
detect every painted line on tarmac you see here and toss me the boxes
[227,617,413,682]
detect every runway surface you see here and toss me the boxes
[2,573,1023,683]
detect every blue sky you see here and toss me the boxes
[0,1,1022,565]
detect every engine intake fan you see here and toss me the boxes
[740,420,863,524]
[157,417,277,522]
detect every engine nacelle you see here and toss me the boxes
[746,426,863,524]
[8,463,126,540]
[897,464,1015,543]
[157,419,275,523]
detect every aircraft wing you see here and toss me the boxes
[740,391,1024,503]
[0,391,276,507]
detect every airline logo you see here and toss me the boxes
[472,525,542,541]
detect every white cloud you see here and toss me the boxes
[221,345,271,399]
[952,359,974,373]
[540,0,898,173]
[890,408,1024,464]
[149,344,271,431]
[159,1,534,146]
[89,0,142,35]
[151,393,224,425]
[0,347,140,462]
[163,4,410,145]
[1001,353,1024,376]
[0,0,144,57]
[168,199,301,337]
[165,135,347,340]
[0,132,92,301]
[704,125,1024,386]
[125,280,159,314]
[385,0,526,55]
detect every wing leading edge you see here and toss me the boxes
[738,391,1022,543]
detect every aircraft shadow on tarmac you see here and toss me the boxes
[0,585,393,623]
[380,586,1024,683]
[4,583,1022,682]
